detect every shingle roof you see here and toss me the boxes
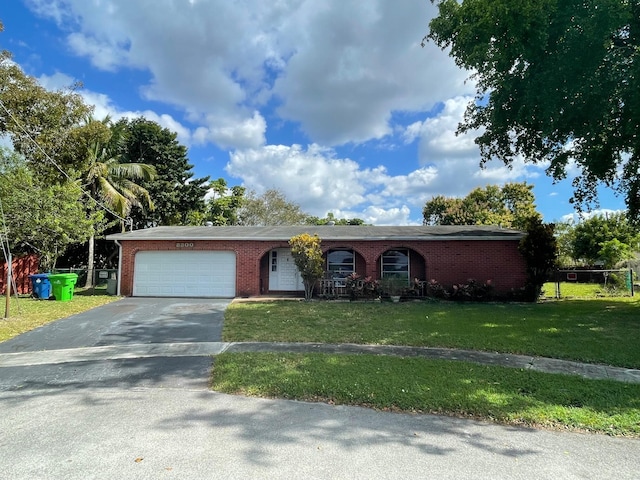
[107,225,525,241]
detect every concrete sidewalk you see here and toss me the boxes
[1,341,638,384]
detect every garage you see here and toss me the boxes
[133,250,236,297]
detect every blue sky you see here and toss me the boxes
[1,0,627,225]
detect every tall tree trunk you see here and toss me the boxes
[85,233,95,288]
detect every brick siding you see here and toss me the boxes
[117,239,526,297]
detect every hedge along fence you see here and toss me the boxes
[550,269,635,298]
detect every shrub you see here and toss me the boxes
[345,273,381,300]
[425,279,449,299]
[449,279,494,301]
[289,233,324,300]
[425,279,494,302]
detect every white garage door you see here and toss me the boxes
[133,251,236,297]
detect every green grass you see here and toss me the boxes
[542,282,631,298]
[0,289,120,342]
[224,298,640,368]
[212,352,640,437]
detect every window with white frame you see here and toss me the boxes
[381,249,409,282]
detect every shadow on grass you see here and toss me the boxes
[211,352,640,437]
[0,356,543,465]
[224,299,640,368]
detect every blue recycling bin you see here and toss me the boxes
[29,274,51,299]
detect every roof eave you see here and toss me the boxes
[106,234,525,241]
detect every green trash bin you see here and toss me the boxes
[48,273,78,302]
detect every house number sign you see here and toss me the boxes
[176,242,195,248]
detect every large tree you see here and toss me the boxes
[80,119,157,287]
[422,182,539,229]
[519,216,558,301]
[0,25,91,180]
[570,212,640,265]
[305,212,366,225]
[114,118,209,228]
[205,178,246,226]
[0,148,98,272]
[426,0,640,221]
[238,189,309,226]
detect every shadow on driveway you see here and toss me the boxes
[0,298,230,353]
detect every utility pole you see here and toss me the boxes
[3,250,9,319]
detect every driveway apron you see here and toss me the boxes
[0,297,229,353]
[0,298,230,391]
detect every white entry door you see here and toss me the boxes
[133,250,236,297]
[268,249,303,291]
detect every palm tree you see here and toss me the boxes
[82,135,156,288]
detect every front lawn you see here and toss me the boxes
[0,290,120,342]
[215,298,640,436]
[212,352,640,437]
[223,298,640,368]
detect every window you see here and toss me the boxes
[327,250,354,278]
[271,250,277,272]
[381,249,409,281]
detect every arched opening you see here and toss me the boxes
[320,248,366,297]
[379,248,427,293]
[259,248,304,293]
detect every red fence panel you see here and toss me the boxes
[0,255,40,295]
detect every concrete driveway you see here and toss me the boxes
[0,297,230,391]
[0,297,229,352]
[0,298,639,479]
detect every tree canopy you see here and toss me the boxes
[238,189,309,226]
[0,148,100,271]
[205,178,246,226]
[569,212,640,265]
[427,0,640,221]
[114,118,209,228]
[422,182,539,229]
[305,212,366,225]
[0,32,91,181]
[518,216,558,301]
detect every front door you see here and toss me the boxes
[269,249,303,291]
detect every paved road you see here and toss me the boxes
[0,298,638,479]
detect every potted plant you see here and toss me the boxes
[381,276,407,302]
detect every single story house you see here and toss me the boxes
[106,225,527,298]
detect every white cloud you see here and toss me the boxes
[37,71,76,90]
[67,32,128,72]
[37,72,194,145]
[226,144,451,225]
[272,1,472,145]
[226,143,428,225]
[193,112,266,150]
[22,0,582,225]
[224,93,553,226]
[359,205,415,226]
[227,144,367,212]
[560,209,625,224]
[410,96,544,198]
[25,0,472,150]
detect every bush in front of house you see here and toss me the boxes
[425,279,494,302]
[345,273,381,300]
